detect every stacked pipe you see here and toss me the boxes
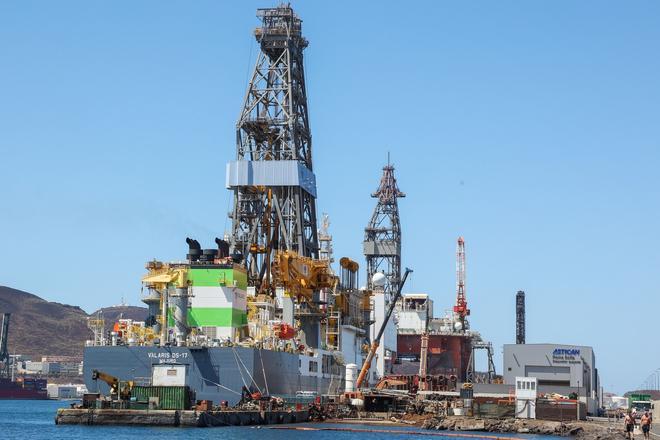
[339,257,359,290]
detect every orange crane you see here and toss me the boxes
[355,267,412,389]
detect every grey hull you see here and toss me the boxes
[83,346,341,405]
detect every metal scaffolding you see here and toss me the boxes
[466,339,497,384]
[228,5,319,287]
[363,159,405,298]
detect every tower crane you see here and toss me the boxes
[453,237,470,330]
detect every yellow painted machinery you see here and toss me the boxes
[270,250,337,306]
[141,262,190,343]
[92,369,134,400]
[142,261,189,289]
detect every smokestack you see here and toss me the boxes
[186,237,202,262]
[215,238,230,259]
[516,290,525,344]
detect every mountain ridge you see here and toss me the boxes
[0,285,147,359]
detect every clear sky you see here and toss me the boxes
[1,1,659,394]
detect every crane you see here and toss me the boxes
[0,313,10,379]
[355,267,412,390]
[92,369,134,400]
[270,250,338,308]
[453,237,470,328]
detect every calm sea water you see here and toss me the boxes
[0,399,555,440]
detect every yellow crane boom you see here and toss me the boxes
[92,369,134,400]
[271,250,337,305]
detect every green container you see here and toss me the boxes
[131,386,191,410]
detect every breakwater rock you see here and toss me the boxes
[421,416,626,440]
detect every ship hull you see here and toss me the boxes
[0,378,48,400]
[83,346,342,405]
[395,334,472,381]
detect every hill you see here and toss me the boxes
[0,286,91,359]
[0,286,149,360]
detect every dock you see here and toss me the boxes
[55,408,309,427]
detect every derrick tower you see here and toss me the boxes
[227,5,318,287]
[364,161,405,297]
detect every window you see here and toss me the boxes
[531,382,536,391]
[517,381,521,390]
[309,361,318,373]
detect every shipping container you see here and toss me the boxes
[131,386,192,410]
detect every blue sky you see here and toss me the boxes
[1,1,659,394]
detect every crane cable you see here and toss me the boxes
[232,347,262,394]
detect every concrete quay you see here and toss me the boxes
[55,408,309,427]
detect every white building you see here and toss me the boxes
[396,293,432,333]
[504,343,601,415]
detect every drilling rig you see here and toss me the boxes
[228,5,319,289]
[364,159,405,298]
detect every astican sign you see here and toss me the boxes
[553,348,580,356]
[552,348,581,364]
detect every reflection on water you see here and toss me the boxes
[0,400,558,440]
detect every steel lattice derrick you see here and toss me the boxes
[364,163,405,297]
[229,5,318,288]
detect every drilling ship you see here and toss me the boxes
[83,239,370,403]
[83,5,372,404]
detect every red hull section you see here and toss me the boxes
[0,389,48,399]
[0,378,48,400]
[395,334,472,381]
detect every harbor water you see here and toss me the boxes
[0,399,557,440]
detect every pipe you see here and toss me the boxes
[418,333,429,391]
[173,287,189,345]
[160,288,168,346]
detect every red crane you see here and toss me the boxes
[453,237,470,320]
